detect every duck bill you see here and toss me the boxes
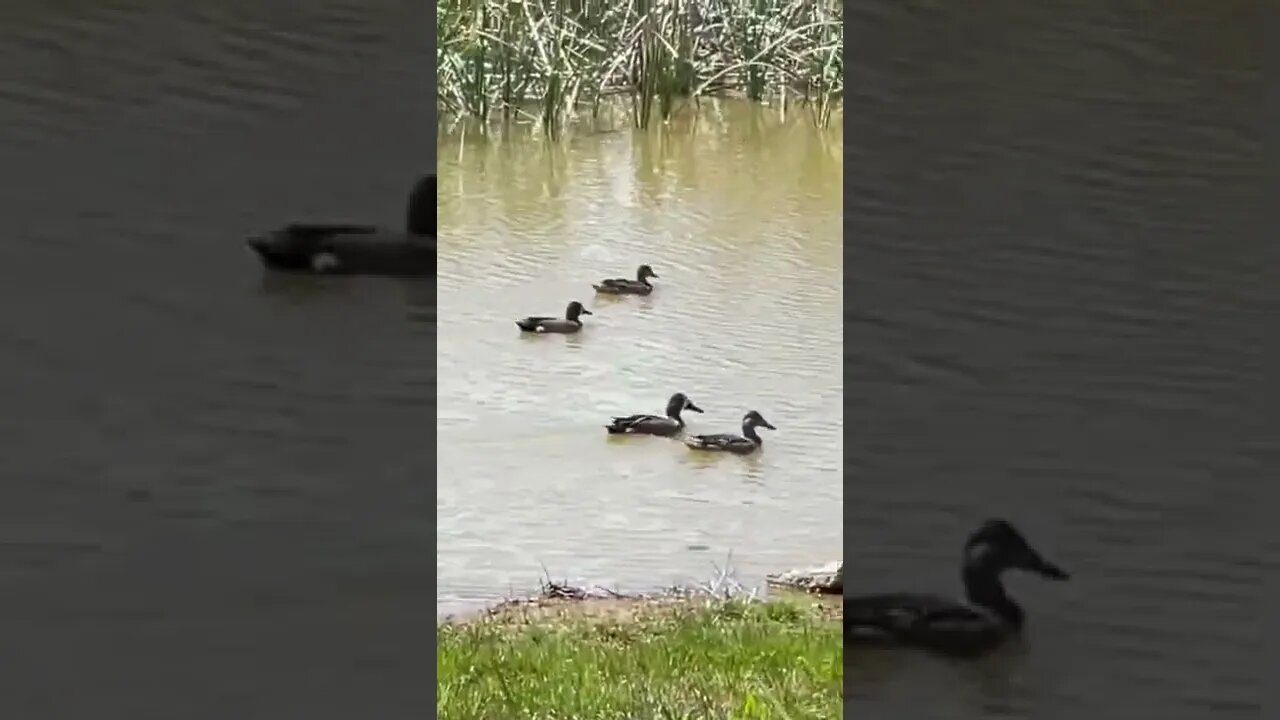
[762,421,777,430]
[579,309,594,315]
[1028,553,1070,580]
[686,403,704,413]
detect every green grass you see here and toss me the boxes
[437,0,843,136]
[437,595,842,719]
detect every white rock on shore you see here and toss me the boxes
[765,561,842,595]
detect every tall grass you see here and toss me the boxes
[438,596,842,719]
[437,0,843,136]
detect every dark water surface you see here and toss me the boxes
[847,2,1264,719]
[0,2,431,717]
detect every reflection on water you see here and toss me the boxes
[436,102,843,615]
[848,1,1262,718]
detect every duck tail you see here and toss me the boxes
[604,419,628,433]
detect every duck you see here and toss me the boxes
[844,518,1070,657]
[605,392,704,436]
[683,410,776,454]
[593,264,658,295]
[245,174,435,277]
[515,301,593,333]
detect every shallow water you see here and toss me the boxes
[0,2,431,717]
[436,104,844,615]
[846,2,1264,718]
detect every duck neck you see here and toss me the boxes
[665,398,685,424]
[963,563,1023,628]
[742,421,763,445]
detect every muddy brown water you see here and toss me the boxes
[846,2,1264,718]
[0,2,432,718]
[436,103,844,617]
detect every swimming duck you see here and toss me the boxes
[515,301,593,333]
[245,174,435,277]
[593,264,658,295]
[605,392,704,436]
[683,410,776,454]
[844,519,1070,657]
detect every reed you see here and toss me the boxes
[437,0,843,136]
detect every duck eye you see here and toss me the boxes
[965,541,996,564]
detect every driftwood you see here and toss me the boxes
[766,561,842,595]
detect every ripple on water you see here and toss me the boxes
[845,2,1261,716]
[0,2,403,142]
[437,106,843,614]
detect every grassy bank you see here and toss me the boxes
[437,587,842,719]
[437,0,843,135]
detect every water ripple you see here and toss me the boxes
[437,107,843,613]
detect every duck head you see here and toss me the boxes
[406,174,435,236]
[742,410,776,431]
[565,301,593,320]
[666,392,704,416]
[637,264,659,281]
[963,519,1069,581]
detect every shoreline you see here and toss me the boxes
[438,580,842,718]
[439,578,844,627]
[438,560,844,625]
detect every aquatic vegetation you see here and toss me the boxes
[437,0,843,136]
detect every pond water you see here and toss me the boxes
[0,2,432,717]
[436,103,844,616]
[845,1,1263,718]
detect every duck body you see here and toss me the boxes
[606,392,703,436]
[593,264,658,295]
[844,592,1010,657]
[845,519,1070,658]
[247,224,435,276]
[515,301,593,334]
[246,175,436,277]
[684,410,776,454]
